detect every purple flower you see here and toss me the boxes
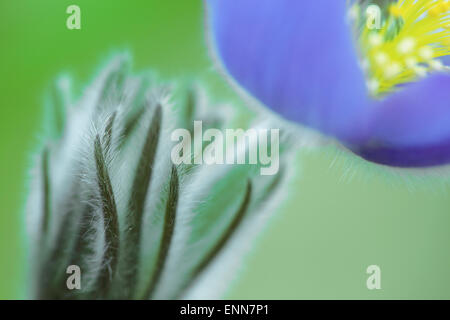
[205,0,450,167]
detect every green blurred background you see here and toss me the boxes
[1,0,450,299]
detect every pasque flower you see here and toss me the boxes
[27,56,290,299]
[206,0,450,167]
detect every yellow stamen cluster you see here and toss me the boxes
[357,0,450,97]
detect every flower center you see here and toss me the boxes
[350,0,450,97]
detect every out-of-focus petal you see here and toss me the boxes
[442,56,450,66]
[206,0,369,140]
[206,0,450,168]
[352,74,450,167]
